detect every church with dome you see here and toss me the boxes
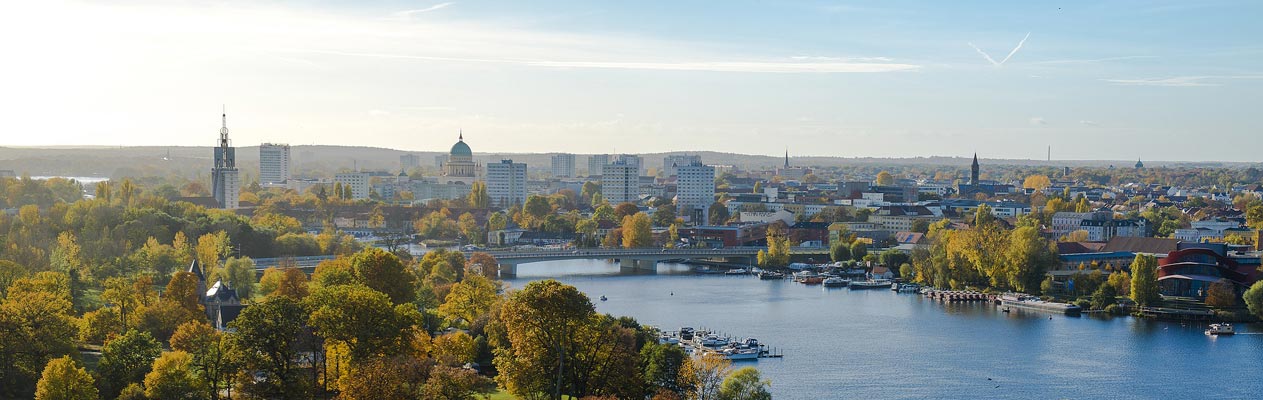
[442,132,480,183]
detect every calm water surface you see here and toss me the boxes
[504,260,1263,400]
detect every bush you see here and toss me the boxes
[1103,304,1122,315]
[1074,299,1092,310]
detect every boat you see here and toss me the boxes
[696,266,724,275]
[1001,307,1011,313]
[719,347,760,361]
[724,268,750,275]
[698,334,730,347]
[822,277,849,287]
[792,271,819,283]
[658,334,680,345]
[849,279,892,290]
[1205,323,1235,336]
[599,295,607,301]
[997,293,1082,316]
[679,327,695,341]
[758,271,785,280]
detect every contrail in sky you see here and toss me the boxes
[969,32,1031,67]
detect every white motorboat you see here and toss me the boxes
[1205,323,1235,336]
[822,277,849,287]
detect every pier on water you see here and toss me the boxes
[922,290,991,303]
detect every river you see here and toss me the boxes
[502,260,1263,400]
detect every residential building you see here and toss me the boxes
[551,153,576,178]
[334,172,371,200]
[601,161,639,204]
[258,143,291,184]
[211,110,240,209]
[1079,218,1147,242]
[663,154,702,176]
[675,162,715,224]
[616,154,644,176]
[400,153,421,170]
[587,154,610,177]
[486,159,527,207]
[1051,211,1113,237]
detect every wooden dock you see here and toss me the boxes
[923,290,991,303]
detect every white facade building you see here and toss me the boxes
[334,172,371,200]
[550,153,576,178]
[675,162,715,224]
[615,154,644,176]
[400,153,421,170]
[258,143,291,185]
[663,154,702,177]
[601,161,639,205]
[486,159,527,207]
[587,154,610,177]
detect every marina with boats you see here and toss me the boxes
[657,327,784,361]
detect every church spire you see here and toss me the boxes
[970,153,980,185]
[219,105,230,145]
[784,148,790,168]
[459,129,463,141]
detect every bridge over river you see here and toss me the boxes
[474,247,829,277]
[252,247,830,277]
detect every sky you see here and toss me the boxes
[1,0,1260,161]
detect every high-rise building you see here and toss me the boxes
[587,154,609,177]
[601,161,639,205]
[334,172,371,200]
[259,143,291,185]
[486,159,527,207]
[551,153,576,178]
[400,153,421,170]
[675,162,715,224]
[616,154,644,176]
[211,110,240,209]
[435,155,448,168]
[663,154,702,177]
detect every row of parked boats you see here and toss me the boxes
[658,327,771,361]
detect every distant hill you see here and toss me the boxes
[0,145,1255,181]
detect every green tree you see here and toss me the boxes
[653,204,677,227]
[622,212,654,248]
[229,297,310,399]
[35,356,98,400]
[171,321,236,400]
[1002,227,1057,293]
[1129,254,1161,307]
[458,212,482,244]
[98,330,163,399]
[216,257,257,300]
[348,248,417,304]
[1244,281,1263,319]
[849,242,868,262]
[708,202,730,225]
[144,351,209,400]
[642,342,688,395]
[718,367,771,400]
[487,211,508,232]
[1090,283,1117,310]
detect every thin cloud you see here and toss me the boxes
[390,2,454,20]
[294,50,919,73]
[1101,75,1263,87]
[1030,55,1156,65]
[969,32,1031,67]
[1029,117,1047,126]
[1079,120,1099,126]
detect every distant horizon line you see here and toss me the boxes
[0,144,1257,165]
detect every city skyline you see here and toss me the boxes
[3,1,1261,161]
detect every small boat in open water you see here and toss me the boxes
[1206,323,1235,336]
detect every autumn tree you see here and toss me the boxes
[349,247,417,304]
[305,284,420,363]
[144,351,208,400]
[614,203,640,221]
[495,280,596,399]
[875,171,894,186]
[438,274,499,327]
[1023,175,1052,191]
[171,321,236,400]
[708,202,730,225]
[622,212,654,248]
[468,181,491,209]
[467,252,501,280]
[718,367,771,400]
[1205,279,1238,308]
[0,272,78,398]
[422,365,497,400]
[682,353,730,400]
[35,356,98,400]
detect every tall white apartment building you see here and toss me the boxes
[486,159,527,207]
[615,154,644,176]
[663,154,702,177]
[334,172,371,200]
[675,162,715,224]
[601,161,639,205]
[587,154,610,177]
[259,143,291,184]
[400,153,421,170]
[551,153,576,178]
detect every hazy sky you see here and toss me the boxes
[3,1,1260,161]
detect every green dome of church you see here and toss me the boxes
[450,133,472,157]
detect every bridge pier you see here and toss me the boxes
[619,258,657,273]
[498,264,518,278]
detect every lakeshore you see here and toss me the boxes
[505,259,1263,400]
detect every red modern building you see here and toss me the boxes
[1157,243,1261,298]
